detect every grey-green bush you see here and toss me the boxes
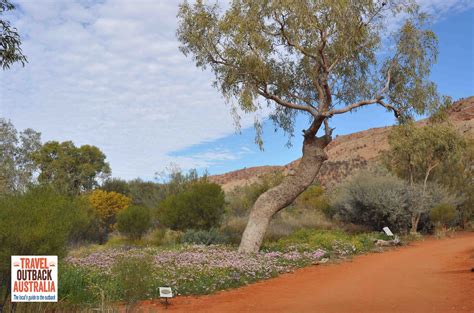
[331,169,414,233]
[181,228,229,245]
[116,205,152,240]
[331,169,455,233]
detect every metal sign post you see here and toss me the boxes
[159,287,173,309]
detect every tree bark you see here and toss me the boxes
[410,213,421,234]
[238,135,330,253]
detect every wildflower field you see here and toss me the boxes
[59,229,390,306]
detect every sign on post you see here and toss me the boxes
[383,227,394,237]
[11,256,58,302]
[159,287,173,298]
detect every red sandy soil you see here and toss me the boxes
[137,233,474,313]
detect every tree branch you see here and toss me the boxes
[258,88,317,115]
[274,14,319,61]
[323,97,400,118]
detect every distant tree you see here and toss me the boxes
[0,0,27,69]
[116,206,152,240]
[127,178,166,208]
[32,141,111,195]
[101,178,131,196]
[434,139,474,228]
[178,0,445,252]
[0,119,41,194]
[158,181,225,231]
[88,189,131,234]
[157,166,201,196]
[384,122,467,233]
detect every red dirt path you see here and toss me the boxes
[140,233,474,313]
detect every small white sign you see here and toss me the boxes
[383,227,394,237]
[11,256,58,302]
[159,287,173,298]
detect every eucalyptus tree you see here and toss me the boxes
[0,0,27,69]
[32,141,111,196]
[385,122,469,233]
[0,119,41,194]
[178,0,444,252]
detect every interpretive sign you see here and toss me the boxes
[383,227,394,237]
[159,287,173,298]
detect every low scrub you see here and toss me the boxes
[181,228,229,245]
[264,229,390,256]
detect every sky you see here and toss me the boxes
[1,0,473,181]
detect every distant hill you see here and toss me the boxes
[209,96,474,192]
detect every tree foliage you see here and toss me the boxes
[101,178,131,196]
[384,122,467,186]
[158,181,225,231]
[433,138,474,228]
[32,141,111,195]
[0,119,41,194]
[0,0,27,69]
[178,0,443,145]
[88,189,132,232]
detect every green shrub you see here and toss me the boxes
[181,228,229,245]
[116,205,152,240]
[294,185,331,213]
[158,181,225,231]
[109,255,156,303]
[430,203,456,228]
[0,186,88,306]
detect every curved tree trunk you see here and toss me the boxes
[238,135,331,253]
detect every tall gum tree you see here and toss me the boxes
[177,0,444,253]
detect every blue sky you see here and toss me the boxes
[1,1,473,181]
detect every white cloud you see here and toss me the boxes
[169,146,254,171]
[0,0,260,179]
